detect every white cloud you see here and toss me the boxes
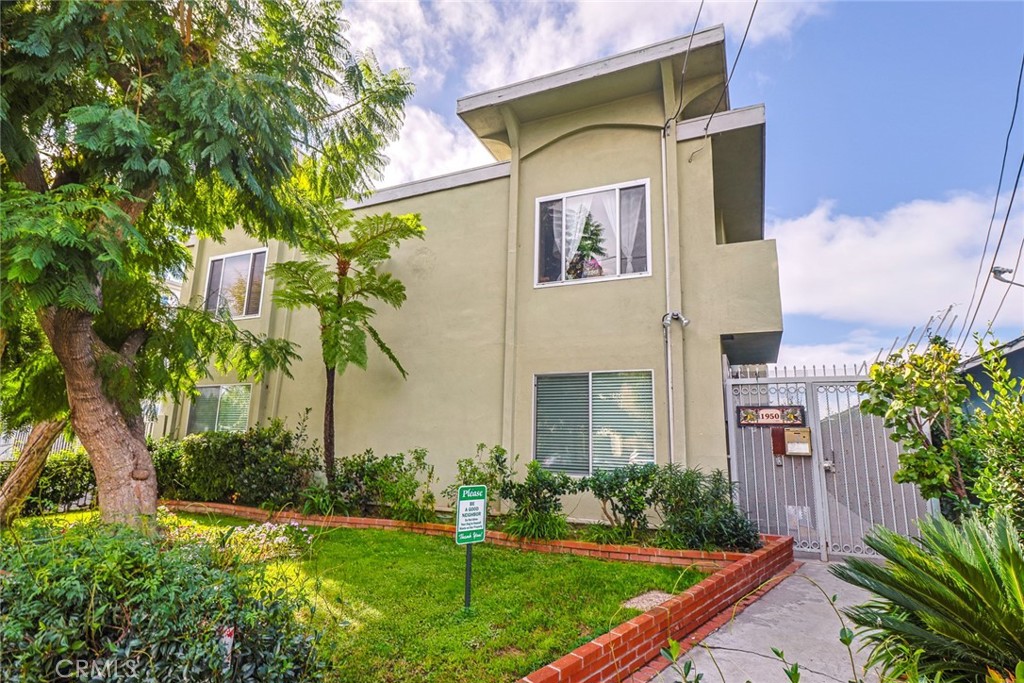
[344,0,828,94]
[775,329,889,372]
[378,105,494,187]
[769,194,1024,334]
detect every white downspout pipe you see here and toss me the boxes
[660,128,676,464]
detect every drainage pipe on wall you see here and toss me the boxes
[660,124,681,464]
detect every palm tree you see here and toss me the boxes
[270,186,424,480]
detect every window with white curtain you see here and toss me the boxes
[536,180,649,286]
[534,371,655,476]
[187,384,252,434]
[204,249,267,318]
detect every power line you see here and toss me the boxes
[955,47,1024,348]
[665,0,706,132]
[704,0,759,135]
[964,148,1024,348]
[985,152,1024,336]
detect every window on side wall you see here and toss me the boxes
[534,370,655,476]
[536,180,649,286]
[204,249,267,318]
[186,384,252,434]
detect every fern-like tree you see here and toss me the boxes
[270,159,424,480]
[0,0,410,525]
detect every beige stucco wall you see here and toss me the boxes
[162,72,783,521]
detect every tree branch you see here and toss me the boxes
[12,152,48,193]
[120,329,149,359]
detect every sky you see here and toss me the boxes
[342,0,1024,369]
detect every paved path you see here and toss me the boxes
[652,560,876,683]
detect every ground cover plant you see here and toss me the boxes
[7,511,703,683]
[0,515,322,682]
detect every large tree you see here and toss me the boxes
[0,0,408,524]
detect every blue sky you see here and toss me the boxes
[345,0,1024,367]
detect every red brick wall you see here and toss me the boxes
[161,500,794,683]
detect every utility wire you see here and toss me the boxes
[704,0,759,135]
[664,0,706,133]
[955,47,1024,348]
[963,149,1024,348]
[985,151,1024,336]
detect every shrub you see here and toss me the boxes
[331,448,437,522]
[0,520,325,682]
[582,462,658,541]
[441,443,517,514]
[651,466,761,552]
[149,435,186,499]
[149,419,319,508]
[0,446,95,515]
[961,345,1024,526]
[832,514,1024,681]
[500,461,580,540]
[300,483,335,516]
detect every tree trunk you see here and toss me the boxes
[324,365,336,482]
[38,307,157,526]
[0,419,67,527]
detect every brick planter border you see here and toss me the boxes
[161,500,794,683]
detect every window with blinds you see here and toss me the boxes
[534,371,654,476]
[187,385,252,434]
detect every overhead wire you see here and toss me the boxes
[664,0,706,134]
[984,151,1024,336]
[961,147,1024,349]
[955,47,1024,348]
[687,0,759,164]
[704,0,759,135]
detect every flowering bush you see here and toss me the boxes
[158,508,314,562]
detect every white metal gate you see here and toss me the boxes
[724,361,932,560]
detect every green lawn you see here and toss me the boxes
[18,512,702,682]
[179,512,701,683]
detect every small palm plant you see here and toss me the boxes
[832,514,1024,682]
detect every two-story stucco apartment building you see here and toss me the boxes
[155,27,783,519]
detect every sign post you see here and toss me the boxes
[455,485,487,610]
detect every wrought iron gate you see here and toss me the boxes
[724,361,932,560]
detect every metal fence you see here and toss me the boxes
[724,359,932,560]
[0,428,80,462]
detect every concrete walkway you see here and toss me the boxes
[652,560,876,683]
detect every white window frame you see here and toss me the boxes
[532,369,656,477]
[534,179,653,288]
[186,383,253,434]
[203,247,268,319]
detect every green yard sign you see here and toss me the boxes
[455,485,487,545]
[456,485,487,610]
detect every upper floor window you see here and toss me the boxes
[187,384,251,434]
[536,180,650,286]
[204,249,267,318]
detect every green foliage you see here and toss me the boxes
[583,462,658,540]
[651,466,761,553]
[0,520,324,682]
[500,461,580,540]
[566,211,607,279]
[833,514,1024,682]
[1,0,405,519]
[859,337,974,503]
[330,448,437,522]
[961,343,1024,526]
[0,446,95,516]
[300,483,336,516]
[441,443,517,513]
[149,419,318,508]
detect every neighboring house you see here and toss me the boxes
[961,334,1024,412]
[156,27,783,519]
